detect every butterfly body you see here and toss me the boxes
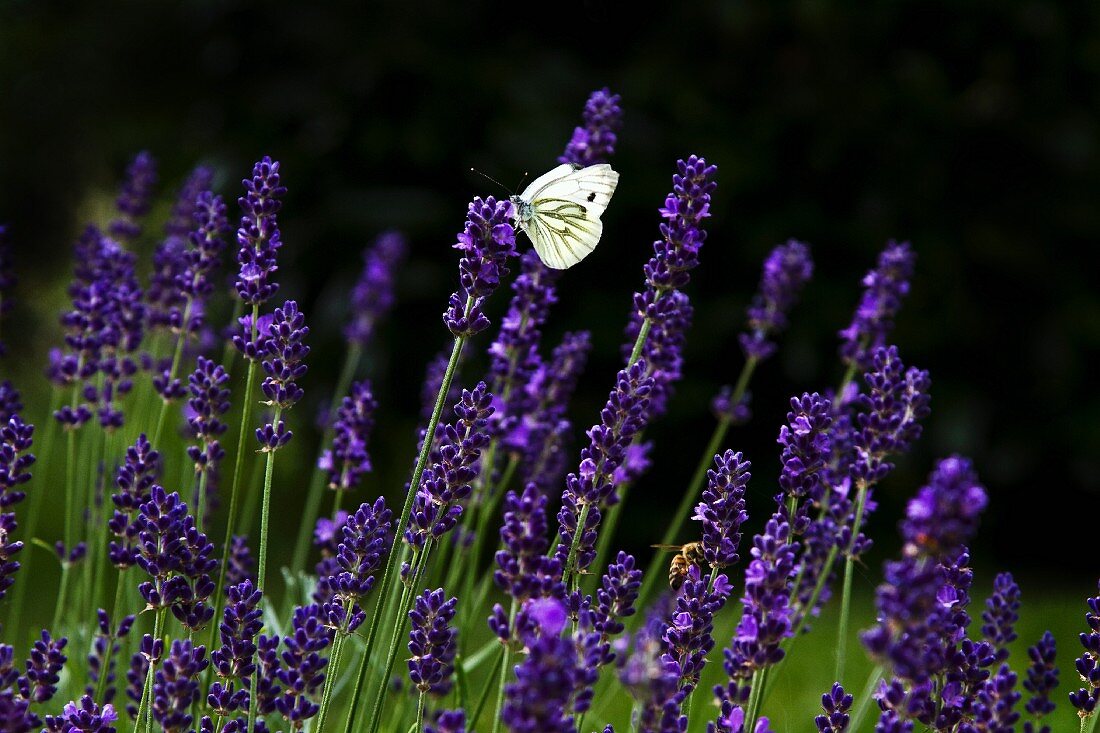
[510,162,619,269]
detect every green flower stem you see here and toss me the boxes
[342,332,466,733]
[7,387,62,635]
[586,466,633,594]
[207,305,260,668]
[195,469,209,534]
[845,664,883,732]
[314,623,349,733]
[489,600,518,733]
[93,570,126,705]
[1089,710,1100,733]
[835,478,870,683]
[290,342,362,575]
[50,563,71,635]
[563,503,592,592]
[256,404,284,594]
[414,691,426,733]
[137,607,166,733]
[152,301,194,449]
[743,666,768,733]
[470,646,503,726]
[635,356,757,613]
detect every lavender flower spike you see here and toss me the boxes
[425,709,466,733]
[407,588,458,696]
[256,300,309,451]
[559,87,623,167]
[1070,579,1100,719]
[838,240,915,370]
[345,231,406,346]
[109,151,157,242]
[739,240,814,361]
[692,449,750,570]
[443,197,518,337]
[318,380,377,491]
[234,156,286,307]
[44,696,119,733]
[0,412,35,599]
[1023,631,1058,733]
[815,682,853,732]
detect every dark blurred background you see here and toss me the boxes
[1,1,1098,587]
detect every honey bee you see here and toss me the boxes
[651,542,706,590]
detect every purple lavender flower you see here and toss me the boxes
[0,413,34,599]
[559,87,622,166]
[0,382,21,424]
[318,380,377,490]
[408,588,458,695]
[815,682,853,732]
[133,486,218,631]
[556,360,654,578]
[520,330,592,490]
[899,455,987,560]
[838,241,915,370]
[663,565,732,692]
[345,230,406,346]
[406,383,493,548]
[718,517,796,707]
[19,631,67,703]
[86,611,134,705]
[502,626,578,733]
[642,155,717,293]
[711,385,752,426]
[487,249,558,446]
[777,393,832,524]
[494,484,562,603]
[738,240,814,361]
[226,535,255,588]
[981,572,1021,661]
[151,640,208,733]
[234,156,286,307]
[443,197,517,337]
[208,580,262,717]
[108,151,157,242]
[0,689,33,733]
[186,356,230,475]
[592,551,642,657]
[973,663,1021,732]
[321,497,391,631]
[624,289,693,419]
[1023,631,1058,733]
[44,696,119,733]
[256,300,309,450]
[273,603,333,726]
[620,626,686,733]
[425,709,466,733]
[1070,579,1100,718]
[107,434,160,569]
[692,450,750,569]
[178,191,230,323]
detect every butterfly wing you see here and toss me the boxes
[520,163,619,269]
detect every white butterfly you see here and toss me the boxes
[509,162,620,270]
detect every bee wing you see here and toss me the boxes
[650,544,684,551]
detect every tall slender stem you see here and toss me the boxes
[207,305,260,664]
[341,333,466,733]
[256,404,284,595]
[847,664,883,732]
[835,478,870,683]
[290,343,361,575]
[137,607,166,733]
[50,564,71,633]
[489,600,517,733]
[314,626,348,733]
[414,691,426,733]
[152,301,193,449]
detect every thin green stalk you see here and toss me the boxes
[152,301,193,449]
[7,388,62,635]
[847,664,883,732]
[586,476,631,594]
[366,544,431,733]
[743,667,767,733]
[341,333,466,733]
[50,564,71,633]
[414,691,426,733]
[207,305,260,666]
[314,627,348,733]
[835,478,870,683]
[195,470,209,534]
[290,343,362,575]
[470,646,504,726]
[563,503,592,591]
[137,608,166,733]
[92,572,126,704]
[256,404,283,593]
[489,601,517,733]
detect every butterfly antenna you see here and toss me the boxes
[469,168,511,194]
[514,171,529,191]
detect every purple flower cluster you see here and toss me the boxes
[899,456,987,560]
[626,290,693,419]
[133,486,218,631]
[426,709,467,733]
[838,241,915,370]
[1070,580,1100,717]
[107,434,160,569]
[408,588,458,695]
[318,380,377,491]
[443,197,517,337]
[815,683,852,732]
[257,300,309,450]
[271,603,334,726]
[208,580,262,718]
[718,517,797,708]
[620,621,687,733]
[108,151,157,242]
[44,696,118,733]
[664,566,733,692]
[54,231,145,429]
[739,240,814,361]
[234,156,286,307]
[0,410,34,599]
[405,383,493,548]
[318,497,391,630]
[559,87,623,167]
[186,356,230,475]
[981,572,1021,662]
[86,611,134,706]
[345,230,406,346]
[501,617,579,733]
[1,630,69,731]
[693,450,750,569]
[1023,631,1058,733]
[556,360,654,578]
[151,640,208,732]
[494,484,561,602]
